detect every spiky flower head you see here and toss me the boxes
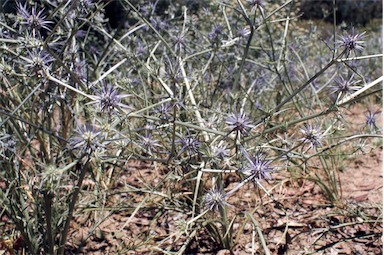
[336,29,366,56]
[154,102,172,120]
[176,135,200,156]
[225,111,254,136]
[150,17,168,31]
[211,142,230,160]
[17,2,53,33]
[240,147,274,182]
[365,110,380,133]
[331,74,361,96]
[247,0,264,13]
[26,49,53,76]
[208,24,223,43]
[137,134,161,154]
[202,141,230,166]
[135,41,147,56]
[78,0,95,13]
[91,83,131,115]
[299,123,323,149]
[172,32,187,53]
[69,123,104,155]
[203,114,218,130]
[237,27,251,38]
[203,188,231,211]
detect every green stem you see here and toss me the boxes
[58,159,88,255]
[233,2,255,92]
[43,190,54,255]
[239,105,338,147]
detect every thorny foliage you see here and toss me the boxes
[0,0,381,254]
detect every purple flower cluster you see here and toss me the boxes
[299,124,323,150]
[331,74,361,95]
[17,2,53,33]
[240,147,274,183]
[225,112,254,137]
[337,30,366,56]
[176,135,200,156]
[69,123,105,155]
[91,83,131,115]
[203,188,231,211]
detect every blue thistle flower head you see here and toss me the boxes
[202,141,230,165]
[135,41,147,56]
[69,123,105,155]
[225,111,254,136]
[247,0,264,13]
[172,32,187,52]
[299,123,323,149]
[26,49,54,76]
[72,59,88,85]
[212,142,229,160]
[150,17,168,31]
[17,2,53,33]
[91,83,132,115]
[137,134,161,154]
[176,135,200,156]
[172,33,185,46]
[78,0,95,13]
[331,74,361,95]
[237,27,250,38]
[240,147,274,182]
[336,29,366,56]
[203,188,231,211]
[154,102,172,120]
[365,110,381,133]
[208,24,223,43]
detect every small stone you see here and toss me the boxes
[245,242,259,253]
[244,223,252,231]
[216,249,231,255]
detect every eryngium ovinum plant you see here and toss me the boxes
[0,0,381,253]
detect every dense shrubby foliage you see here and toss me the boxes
[0,0,381,253]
